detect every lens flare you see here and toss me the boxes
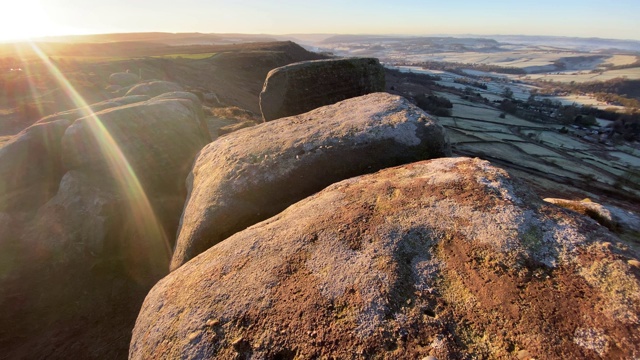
[28,43,171,281]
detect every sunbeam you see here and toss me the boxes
[28,43,172,281]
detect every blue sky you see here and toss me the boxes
[3,0,639,41]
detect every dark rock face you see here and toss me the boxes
[109,72,140,87]
[0,94,161,214]
[0,119,71,212]
[259,57,385,121]
[62,93,210,195]
[125,80,184,97]
[0,92,211,359]
[132,157,640,359]
[36,95,151,125]
[170,93,450,270]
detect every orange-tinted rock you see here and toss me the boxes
[170,93,450,270]
[132,157,640,359]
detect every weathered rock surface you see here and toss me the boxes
[36,94,151,125]
[544,198,640,237]
[170,93,450,270]
[217,120,257,136]
[125,80,184,97]
[0,94,160,213]
[21,91,213,275]
[62,93,210,195]
[0,119,70,211]
[109,72,140,87]
[132,157,640,359]
[205,106,261,140]
[0,92,212,359]
[259,57,385,121]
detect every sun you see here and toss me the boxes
[0,0,63,42]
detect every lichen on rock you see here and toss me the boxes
[132,157,640,359]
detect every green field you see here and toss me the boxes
[50,55,134,63]
[456,142,578,177]
[480,131,524,142]
[434,91,640,198]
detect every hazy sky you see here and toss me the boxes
[3,0,639,41]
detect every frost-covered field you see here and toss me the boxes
[434,92,640,197]
[525,67,640,82]
[367,40,640,198]
[392,64,632,110]
[393,51,637,74]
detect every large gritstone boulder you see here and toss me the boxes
[131,157,640,359]
[259,57,385,121]
[0,119,71,212]
[125,80,184,97]
[170,93,450,270]
[20,91,211,280]
[62,92,210,195]
[0,92,211,359]
[109,72,140,87]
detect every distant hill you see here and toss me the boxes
[317,34,640,53]
[322,35,499,47]
[0,33,280,58]
[31,32,278,46]
[481,35,640,53]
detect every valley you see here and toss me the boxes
[311,35,640,217]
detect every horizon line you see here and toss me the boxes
[3,31,640,45]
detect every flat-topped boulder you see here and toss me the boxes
[109,72,140,87]
[259,57,385,121]
[132,157,640,359]
[62,93,210,195]
[170,92,450,270]
[125,80,184,97]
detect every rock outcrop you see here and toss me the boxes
[544,197,640,237]
[259,58,385,121]
[62,92,209,195]
[0,119,71,212]
[125,80,184,97]
[109,72,140,87]
[0,94,163,213]
[204,106,260,140]
[132,157,640,359]
[21,91,211,276]
[170,93,450,270]
[0,92,211,359]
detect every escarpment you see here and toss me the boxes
[260,57,386,121]
[1,41,638,360]
[0,89,211,358]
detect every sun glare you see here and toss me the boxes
[0,0,62,42]
[25,43,173,280]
